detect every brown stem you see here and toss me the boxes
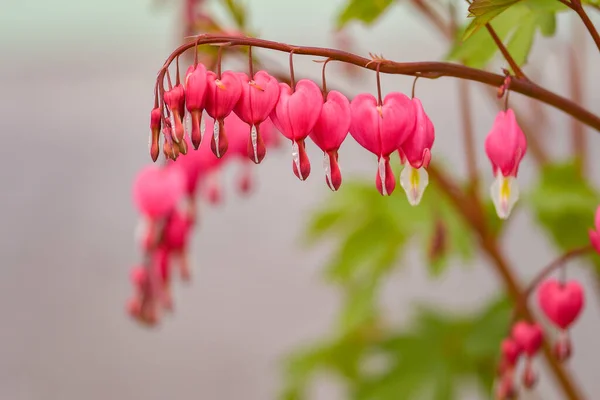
[569,29,586,176]
[156,35,600,132]
[429,165,585,400]
[567,0,600,53]
[485,24,528,80]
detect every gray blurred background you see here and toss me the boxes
[2,0,600,399]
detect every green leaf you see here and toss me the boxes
[449,2,562,69]
[506,12,538,66]
[337,279,379,333]
[463,0,521,40]
[448,6,523,69]
[537,12,557,37]
[335,0,394,29]
[528,160,600,270]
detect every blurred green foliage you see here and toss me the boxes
[527,161,600,270]
[280,294,511,399]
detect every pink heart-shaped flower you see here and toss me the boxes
[204,71,243,158]
[511,321,543,357]
[132,165,185,218]
[270,79,323,181]
[400,97,435,169]
[537,279,585,329]
[234,71,280,124]
[349,92,415,196]
[484,108,527,178]
[270,79,323,142]
[309,90,351,191]
[501,338,522,367]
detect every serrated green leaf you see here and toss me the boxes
[336,0,394,29]
[448,6,523,68]
[463,0,521,40]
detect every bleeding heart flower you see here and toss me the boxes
[399,97,434,205]
[511,321,543,357]
[501,338,522,367]
[234,71,280,164]
[349,92,416,196]
[164,84,186,144]
[270,79,324,181]
[217,113,254,159]
[204,71,243,158]
[484,109,527,219]
[537,279,585,330]
[588,205,600,254]
[184,63,208,149]
[164,209,193,252]
[309,90,351,191]
[172,122,223,196]
[149,108,162,162]
[132,164,186,218]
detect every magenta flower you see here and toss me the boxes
[132,165,186,219]
[399,98,435,205]
[184,63,208,149]
[309,90,351,191]
[163,84,186,144]
[589,205,600,254]
[204,70,243,158]
[234,71,280,164]
[149,108,162,162]
[349,92,416,196]
[270,79,323,181]
[484,109,527,219]
[538,279,585,330]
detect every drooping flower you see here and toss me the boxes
[132,164,186,218]
[484,109,527,219]
[234,71,280,164]
[163,84,186,143]
[511,321,543,389]
[184,63,208,149]
[270,79,324,181]
[309,90,351,191]
[588,205,600,254]
[349,92,416,196]
[398,98,434,205]
[204,70,243,158]
[149,108,162,162]
[537,278,584,361]
[538,279,585,330]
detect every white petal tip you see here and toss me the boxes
[400,164,428,206]
[490,174,519,220]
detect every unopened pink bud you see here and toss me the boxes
[149,108,162,162]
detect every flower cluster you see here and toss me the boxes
[151,58,438,203]
[496,279,585,399]
[129,115,280,325]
